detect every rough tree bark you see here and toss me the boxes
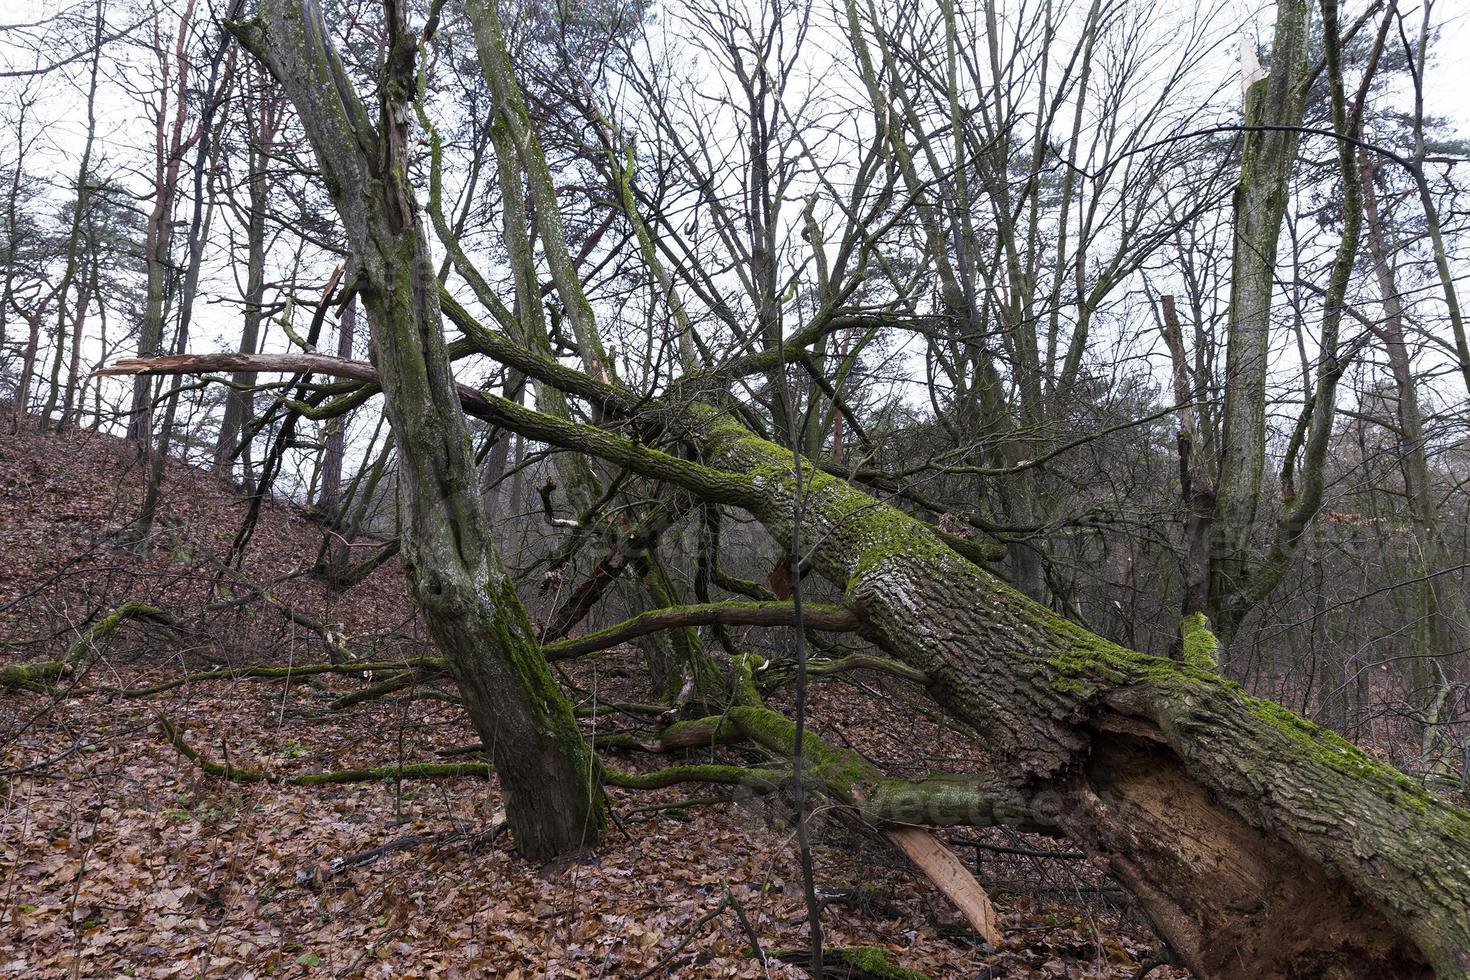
[226,0,604,861]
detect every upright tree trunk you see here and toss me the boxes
[43,0,104,431]
[129,0,201,445]
[59,276,93,430]
[1158,294,1214,635]
[316,275,356,519]
[230,0,604,861]
[465,0,723,706]
[12,306,43,425]
[213,88,274,481]
[0,92,39,383]
[1211,0,1309,644]
[137,26,231,541]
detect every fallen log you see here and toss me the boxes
[105,350,1470,977]
[1,601,172,691]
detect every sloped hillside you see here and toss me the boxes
[0,422,1179,978]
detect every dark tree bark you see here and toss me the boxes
[316,269,355,519]
[128,0,203,445]
[1211,0,1308,644]
[41,0,104,431]
[214,67,279,482]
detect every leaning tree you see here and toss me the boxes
[99,0,1470,976]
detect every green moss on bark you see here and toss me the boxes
[1244,698,1436,807]
[770,946,930,979]
[705,419,946,586]
[1179,612,1220,669]
[0,660,68,690]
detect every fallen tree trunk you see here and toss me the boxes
[1,601,172,690]
[102,360,1470,975]
[700,421,1467,978]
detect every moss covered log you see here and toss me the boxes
[2,601,172,692]
[694,420,1469,978]
[110,658,445,698]
[0,660,70,691]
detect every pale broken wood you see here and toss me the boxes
[846,779,1002,946]
[884,826,1002,945]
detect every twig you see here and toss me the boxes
[724,880,767,970]
[632,892,730,980]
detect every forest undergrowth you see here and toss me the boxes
[0,421,1213,978]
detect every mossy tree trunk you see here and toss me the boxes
[1210,0,1308,645]
[228,0,603,862]
[381,355,1470,975]
[695,420,1466,979]
[463,0,727,710]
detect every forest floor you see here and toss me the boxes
[0,423,1186,978]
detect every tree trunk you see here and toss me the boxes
[1157,293,1213,632]
[137,24,232,543]
[229,0,604,861]
[43,1,103,431]
[129,0,201,444]
[316,276,355,519]
[698,421,1465,979]
[1361,152,1466,753]
[1211,0,1309,643]
[214,71,277,479]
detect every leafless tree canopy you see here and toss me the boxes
[3,0,1470,976]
